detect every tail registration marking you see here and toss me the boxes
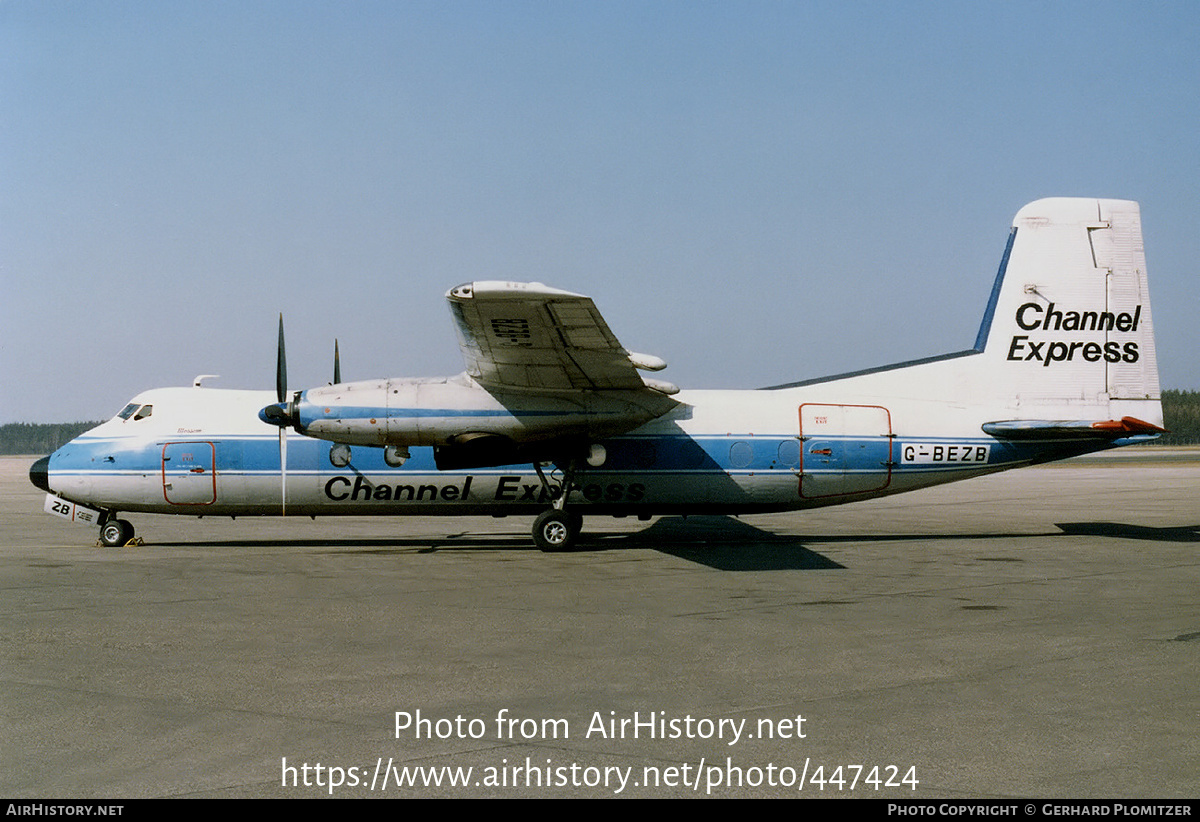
[901,444,990,465]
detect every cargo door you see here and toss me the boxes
[798,404,892,499]
[162,441,216,505]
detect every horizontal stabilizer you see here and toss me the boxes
[982,416,1166,440]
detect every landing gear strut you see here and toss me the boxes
[531,460,583,552]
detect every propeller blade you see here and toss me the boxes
[276,314,287,405]
[333,339,341,385]
[279,427,288,517]
[274,314,289,515]
[259,319,301,433]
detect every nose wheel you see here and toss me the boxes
[99,518,135,548]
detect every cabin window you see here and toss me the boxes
[777,440,801,467]
[730,441,754,468]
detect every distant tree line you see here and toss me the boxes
[2,391,1199,454]
[1160,389,1200,445]
[0,422,102,455]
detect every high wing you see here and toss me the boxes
[259,282,681,465]
[446,281,678,395]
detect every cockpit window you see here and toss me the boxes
[117,403,153,421]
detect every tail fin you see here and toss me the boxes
[975,198,1161,425]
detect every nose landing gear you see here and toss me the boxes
[99,517,137,548]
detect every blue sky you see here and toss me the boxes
[3,0,1198,421]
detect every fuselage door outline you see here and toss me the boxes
[162,441,217,506]
[798,403,893,499]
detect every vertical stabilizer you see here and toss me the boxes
[976,198,1160,423]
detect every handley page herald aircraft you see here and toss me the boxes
[31,198,1165,551]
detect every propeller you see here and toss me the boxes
[258,314,298,516]
[259,316,300,426]
[258,319,346,516]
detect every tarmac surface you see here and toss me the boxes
[2,451,1197,798]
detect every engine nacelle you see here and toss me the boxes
[289,374,676,448]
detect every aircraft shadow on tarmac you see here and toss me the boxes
[148,516,1198,570]
[603,516,845,571]
[1055,521,1200,543]
[636,518,1200,569]
[156,515,842,570]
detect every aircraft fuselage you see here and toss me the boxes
[33,382,1148,522]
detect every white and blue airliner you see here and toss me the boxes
[31,198,1164,551]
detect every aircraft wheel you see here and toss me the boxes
[100,518,134,547]
[533,510,575,552]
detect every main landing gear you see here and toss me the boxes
[532,509,584,552]
[531,460,583,552]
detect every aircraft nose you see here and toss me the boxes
[29,455,51,492]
